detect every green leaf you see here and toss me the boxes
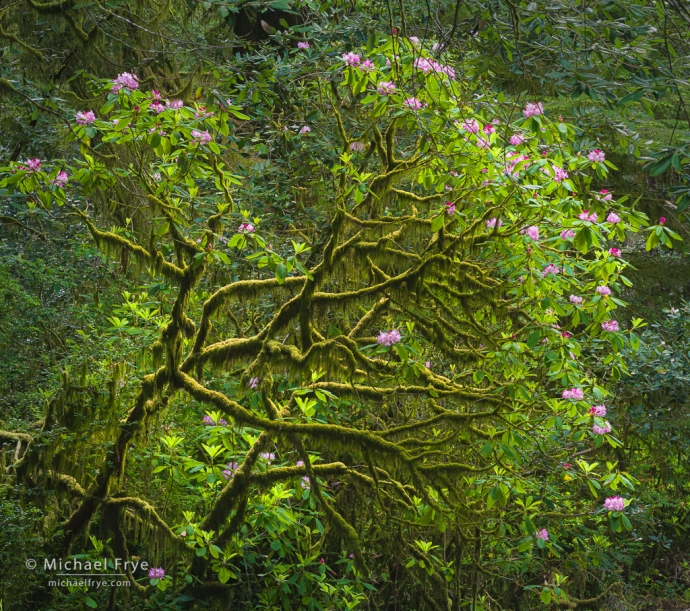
[430,214,444,232]
[85,597,98,609]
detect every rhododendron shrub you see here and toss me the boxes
[0,37,653,609]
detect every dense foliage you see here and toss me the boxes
[1,1,690,610]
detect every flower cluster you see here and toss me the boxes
[51,171,68,187]
[148,567,165,579]
[76,110,96,125]
[509,134,525,146]
[553,165,569,182]
[150,102,165,114]
[461,119,479,133]
[523,102,544,118]
[536,528,549,541]
[590,405,607,417]
[560,229,575,239]
[111,72,139,93]
[260,452,275,463]
[360,59,376,72]
[593,421,612,435]
[21,159,41,172]
[606,212,621,224]
[601,320,619,332]
[377,81,396,95]
[191,129,212,144]
[523,226,539,241]
[569,295,583,305]
[222,462,239,479]
[237,222,255,234]
[377,329,402,346]
[588,149,606,162]
[298,41,310,49]
[167,99,184,109]
[350,141,364,152]
[299,125,311,134]
[486,217,502,229]
[600,189,613,201]
[604,496,625,512]
[412,57,455,79]
[342,52,361,66]
[403,97,423,110]
[578,210,598,222]
[608,248,621,257]
[596,285,612,296]
[249,377,259,389]
[562,388,584,400]
[445,201,456,215]
[542,264,560,277]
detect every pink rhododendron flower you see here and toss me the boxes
[191,129,212,144]
[588,149,605,162]
[590,405,607,417]
[404,97,423,110]
[76,110,96,125]
[445,201,456,215]
[150,102,165,114]
[297,41,310,49]
[601,320,619,332]
[569,294,583,305]
[21,158,41,172]
[202,414,215,425]
[167,99,183,109]
[148,567,165,579]
[524,226,539,240]
[561,331,571,338]
[260,452,275,463]
[409,36,420,44]
[509,134,525,146]
[486,217,502,228]
[553,165,568,182]
[350,141,364,152]
[413,57,455,79]
[593,421,612,435]
[378,329,402,346]
[560,229,575,239]
[536,529,549,541]
[301,476,310,489]
[111,72,139,93]
[600,189,612,201]
[578,211,598,222]
[542,264,560,277]
[659,217,666,225]
[377,81,396,95]
[249,377,259,389]
[606,212,621,224]
[608,248,621,257]
[51,171,68,187]
[483,123,495,134]
[462,119,479,133]
[596,285,612,296]
[360,59,376,72]
[299,125,311,134]
[475,137,491,149]
[222,462,239,479]
[604,496,625,512]
[523,102,544,118]
[562,388,584,400]
[342,52,361,66]
[238,222,255,234]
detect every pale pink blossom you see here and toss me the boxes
[222,462,239,479]
[562,388,584,400]
[593,421,612,435]
[523,102,544,118]
[191,129,212,144]
[260,452,276,463]
[378,329,402,346]
[238,222,255,234]
[299,125,311,134]
[445,201,456,215]
[588,149,605,162]
[413,57,455,79]
[509,134,525,146]
[606,212,621,224]
[377,81,396,95]
[569,295,583,305]
[608,248,621,257]
[404,97,423,110]
[167,99,184,109]
[150,102,165,114]
[148,567,165,579]
[601,320,619,332]
[596,286,612,296]
[486,217,502,228]
[553,165,568,182]
[111,72,139,93]
[76,110,96,125]
[297,41,310,49]
[249,377,259,389]
[350,141,364,152]
[462,119,479,133]
[475,137,491,149]
[524,225,539,240]
[590,405,607,417]
[51,171,68,187]
[600,189,613,201]
[536,529,549,541]
[483,123,495,134]
[560,229,575,239]
[542,264,560,277]
[360,59,376,72]
[342,52,361,66]
[21,158,41,172]
[578,211,598,222]
[604,496,625,512]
